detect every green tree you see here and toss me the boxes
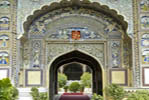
[81,72,91,88]
[30,87,40,100]
[58,73,67,88]
[0,78,18,100]
[106,84,125,100]
[127,90,149,100]
[69,82,80,93]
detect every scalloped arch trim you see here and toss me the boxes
[23,0,128,34]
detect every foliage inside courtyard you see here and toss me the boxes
[69,82,80,93]
[0,78,18,100]
[58,73,67,88]
[106,84,125,100]
[91,84,149,100]
[80,72,92,88]
[30,87,48,100]
[127,90,149,100]
[91,93,103,100]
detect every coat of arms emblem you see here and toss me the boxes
[71,31,81,40]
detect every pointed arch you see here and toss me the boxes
[48,50,104,100]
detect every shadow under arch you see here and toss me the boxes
[49,50,103,100]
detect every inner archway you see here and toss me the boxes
[49,50,103,100]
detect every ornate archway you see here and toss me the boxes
[20,0,132,100]
[49,50,103,100]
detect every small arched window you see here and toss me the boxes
[0,35,9,47]
[0,17,9,30]
[0,52,9,64]
[141,33,149,47]
[0,1,10,8]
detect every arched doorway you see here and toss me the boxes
[20,0,132,100]
[49,50,103,100]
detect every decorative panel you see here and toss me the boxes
[0,34,9,48]
[110,41,121,68]
[47,43,105,66]
[0,16,10,30]
[0,68,9,80]
[30,40,42,68]
[17,0,133,35]
[141,33,149,47]
[0,1,10,13]
[143,67,149,86]
[142,48,149,64]
[141,15,149,29]
[0,52,9,65]
[140,0,149,12]
[25,69,43,86]
[48,27,102,40]
[110,68,128,86]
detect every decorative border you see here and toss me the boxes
[109,68,128,86]
[0,68,10,78]
[25,69,43,87]
[142,67,149,86]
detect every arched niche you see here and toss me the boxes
[0,51,9,65]
[0,34,9,47]
[0,16,10,30]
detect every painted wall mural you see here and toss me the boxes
[17,0,133,35]
[0,1,10,8]
[0,16,10,30]
[111,41,121,68]
[0,35,9,47]
[140,0,149,11]
[142,48,149,64]
[0,52,9,65]
[29,21,46,34]
[141,15,149,29]
[104,22,117,33]
[48,27,102,40]
[31,40,42,68]
[141,33,149,47]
